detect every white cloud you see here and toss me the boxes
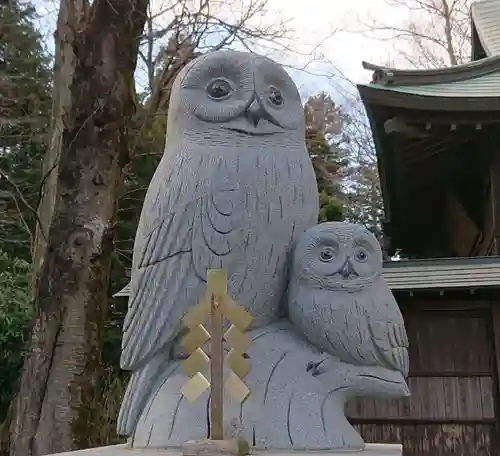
[266,0,393,80]
[37,0,410,102]
[147,0,411,102]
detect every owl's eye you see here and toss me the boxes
[206,79,232,100]
[354,248,369,263]
[268,87,284,106]
[320,246,335,262]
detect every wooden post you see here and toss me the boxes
[490,153,500,254]
[180,269,253,454]
[209,292,224,440]
[490,307,500,436]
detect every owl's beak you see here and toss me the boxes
[340,259,355,279]
[245,99,264,127]
[224,97,281,136]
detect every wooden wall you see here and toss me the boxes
[345,301,499,455]
[444,190,479,256]
[442,163,496,257]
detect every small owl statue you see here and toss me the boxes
[288,222,409,377]
[117,50,319,436]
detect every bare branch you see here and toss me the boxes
[0,167,46,246]
[348,0,471,69]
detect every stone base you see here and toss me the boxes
[46,443,403,456]
[182,439,241,456]
[129,322,409,450]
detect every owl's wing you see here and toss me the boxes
[363,281,409,376]
[120,157,245,370]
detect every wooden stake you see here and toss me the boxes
[210,292,224,440]
[181,269,252,444]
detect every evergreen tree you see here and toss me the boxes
[0,1,50,449]
[106,100,166,369]
[0,0,52,261]
[0,250,32,424]
[340,97,384,235]
[304,92,348,222]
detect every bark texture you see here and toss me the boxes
[9,1,148,455]
[31,0,87,294]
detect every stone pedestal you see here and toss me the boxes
[130,322,409,450]
[47,443,403,456]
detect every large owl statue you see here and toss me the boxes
[117,50,319,436]
[288,222,409,377]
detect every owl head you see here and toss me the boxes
[291,222,383,292]
[167,50,304,139]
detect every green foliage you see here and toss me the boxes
[0,250,32,423]
[0,0,52,262]
[105,101,167,370]
[319,192,344,222]
[304,92,348,222]
[77,367,128,447]
[0,1,48,447]
[0,0,51,146]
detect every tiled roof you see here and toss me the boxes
[384,256,500,290]
[113,257,500,297]
[361,68,500,98]
[472,0,500,57]
[357,0,500,103]
[358,56,500,102]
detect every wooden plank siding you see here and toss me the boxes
[353,423,494,456]
[345,303,499,455]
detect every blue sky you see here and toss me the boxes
[34,0,409,105]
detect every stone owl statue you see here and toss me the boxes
[288,222,409,377]
[117,50,319,437]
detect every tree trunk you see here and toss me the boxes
[32,0,88,294]
[9,1,148,455]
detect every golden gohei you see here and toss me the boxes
[180,269,253,441]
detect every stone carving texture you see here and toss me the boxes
[117,50,319,437]
[132,321,409,451]
[288,222,410,378]
[118,50,410,451]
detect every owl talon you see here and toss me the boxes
[306,358,326,376]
